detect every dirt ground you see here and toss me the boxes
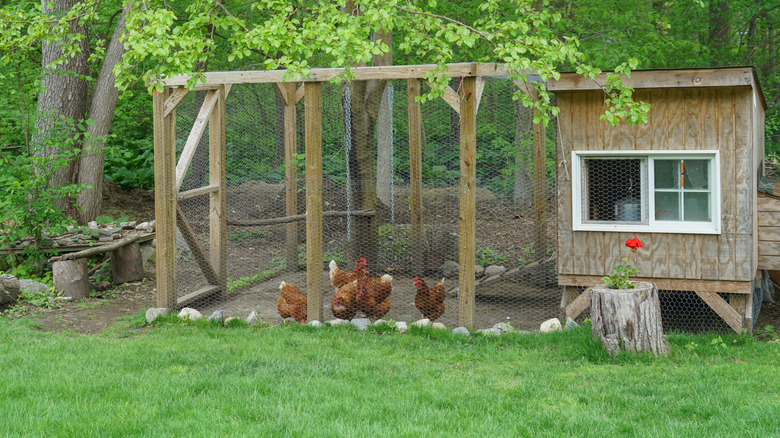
[3,180,780,336]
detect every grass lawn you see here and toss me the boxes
[0,315,778,437]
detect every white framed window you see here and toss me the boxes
[571,150,720,234]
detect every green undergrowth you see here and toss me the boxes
[0,316,777,437]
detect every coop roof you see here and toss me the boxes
[548,66,766,109]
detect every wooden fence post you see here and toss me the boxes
[153,87,177,309]
[305,82,323,322]
[408,78,424,272]
[209,84,227,292]
[459,76,477,329]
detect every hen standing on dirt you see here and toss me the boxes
[277,281,307,323]
[413,276,445,321]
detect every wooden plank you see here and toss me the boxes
[163,87,190,119]
[758,194,780,212]
[164,62,490,86]
[729,293,748,330]
[274,82,291,106]
[684,234,701,279]
[719,88,736,234]
[408,78,424,273]
[153,87,177,309]
[683,88,700,149]
[305,82,323,323]
[700,88,717,152]
[694,290,743,333]
[177,285,221,308]
[474,77,486,113]
[666,88,684,149]
[557,274,753,294]
[175,90,219,191]
[650,233,669,278]
[700,235,720,280]
[177,184,219,200]
[283,82,298,272]
[735,91,752,236]
[734,233,754,281]
[758,213,780,227]
[757,240,780,256]
[565,286,592,320]
[631,90,653,150]
[176,205,219,285]
[571,232,589,275]
[758,255,780,271]
[227,210,375,226]
[209,85,227,291]
[458,76,477,330]
[560,285,580,319]
[758,227,780,241]
[439,84,460,115]
[548,67,756,91]
[718,234,737,281]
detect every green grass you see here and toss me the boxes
[0,317,778,437]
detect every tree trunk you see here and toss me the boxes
[76,7,128,223]
[33,0,90,213]
[590,282,669,355]
[374,29,393,209]
[112,241,144,284]
[513,98,533,205]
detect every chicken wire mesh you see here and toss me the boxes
[167,77,756,333]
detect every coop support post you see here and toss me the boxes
[458,76,477,329]
[408,78,424,272]
[153,87,177,309]
[283,82,299,272]
[209,85,227,292]
[305,82,323,322]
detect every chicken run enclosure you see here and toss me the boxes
[152,63,761,332]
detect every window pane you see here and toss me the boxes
[584,158,644,222]
[684,192,710,221]
[655,192,680,221]
[682,160,709,190]
[655,160,679,189]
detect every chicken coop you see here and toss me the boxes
[550,66,768,333]
[153,63,561,331]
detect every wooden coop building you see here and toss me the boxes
[551,67,768,332]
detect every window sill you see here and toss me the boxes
[573,223,720,234]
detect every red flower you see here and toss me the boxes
[625,238,643,253]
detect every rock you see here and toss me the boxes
[395,321,408,333]
[98,227,121,237]
[0,274,20,305]
[178,307,203,321]
[540,318,562,333]
[87,221,98,228]
[484,265,507,277]
[327,318,349,326]
[18,279,50,294]
[207,310,223,323]
[565,317,579,330]
[307,320,322,328]
[98,237,113,243]
[479,328,501,336]
[493,322,513,333]
[120,221,137,230]
[148,220,156,231]
[452,326,471,336]
[432,322,446,330]
[372,319,388,326]
[140,244,156,265]
[351,318,371,331]
[224,316,240,325]
[474,265,485,278]
[145,307,170,323]
[136,222,151,231]
[412,319,431,328]
[440,261,459,278]
[246,311,260,325]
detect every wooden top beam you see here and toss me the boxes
[163,63,523,87]
[548,66,767,109]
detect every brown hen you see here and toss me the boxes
[277,281,307,323]
[413,276,445,321]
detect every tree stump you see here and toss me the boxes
[53,259,91,300]
[590,281,669,356]
[112,242,145,284]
